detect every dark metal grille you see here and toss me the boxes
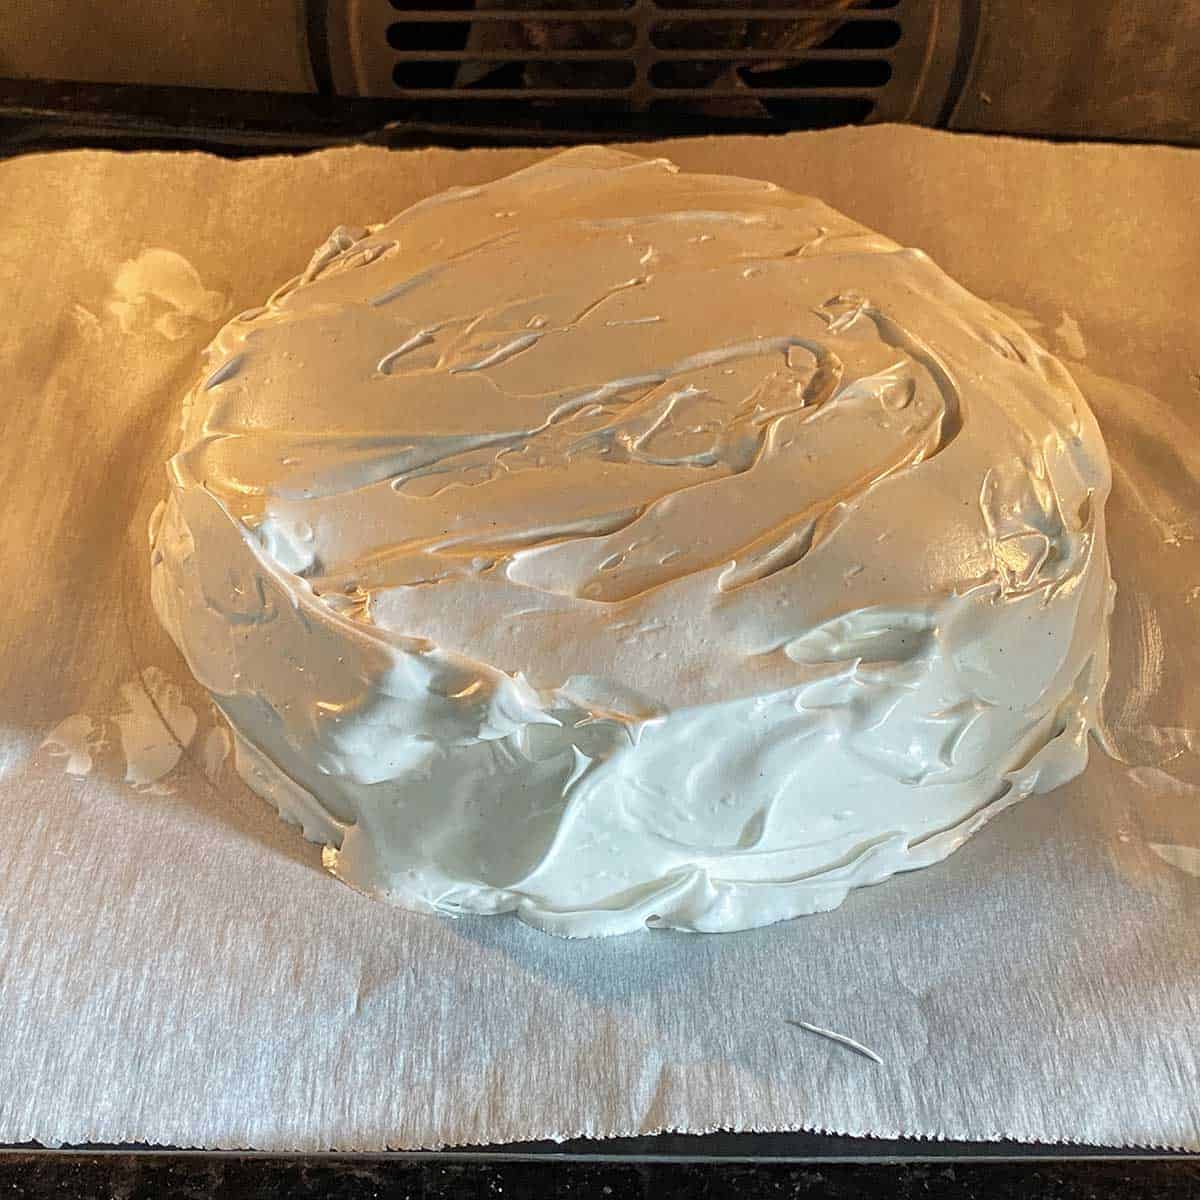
[327,0,965,137]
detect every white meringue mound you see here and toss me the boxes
[151,147,1114,937]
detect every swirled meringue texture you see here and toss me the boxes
[151,147,1114,937]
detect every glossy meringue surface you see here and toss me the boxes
[151,147,1113,936]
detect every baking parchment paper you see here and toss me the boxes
[1,125,1198,1151]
